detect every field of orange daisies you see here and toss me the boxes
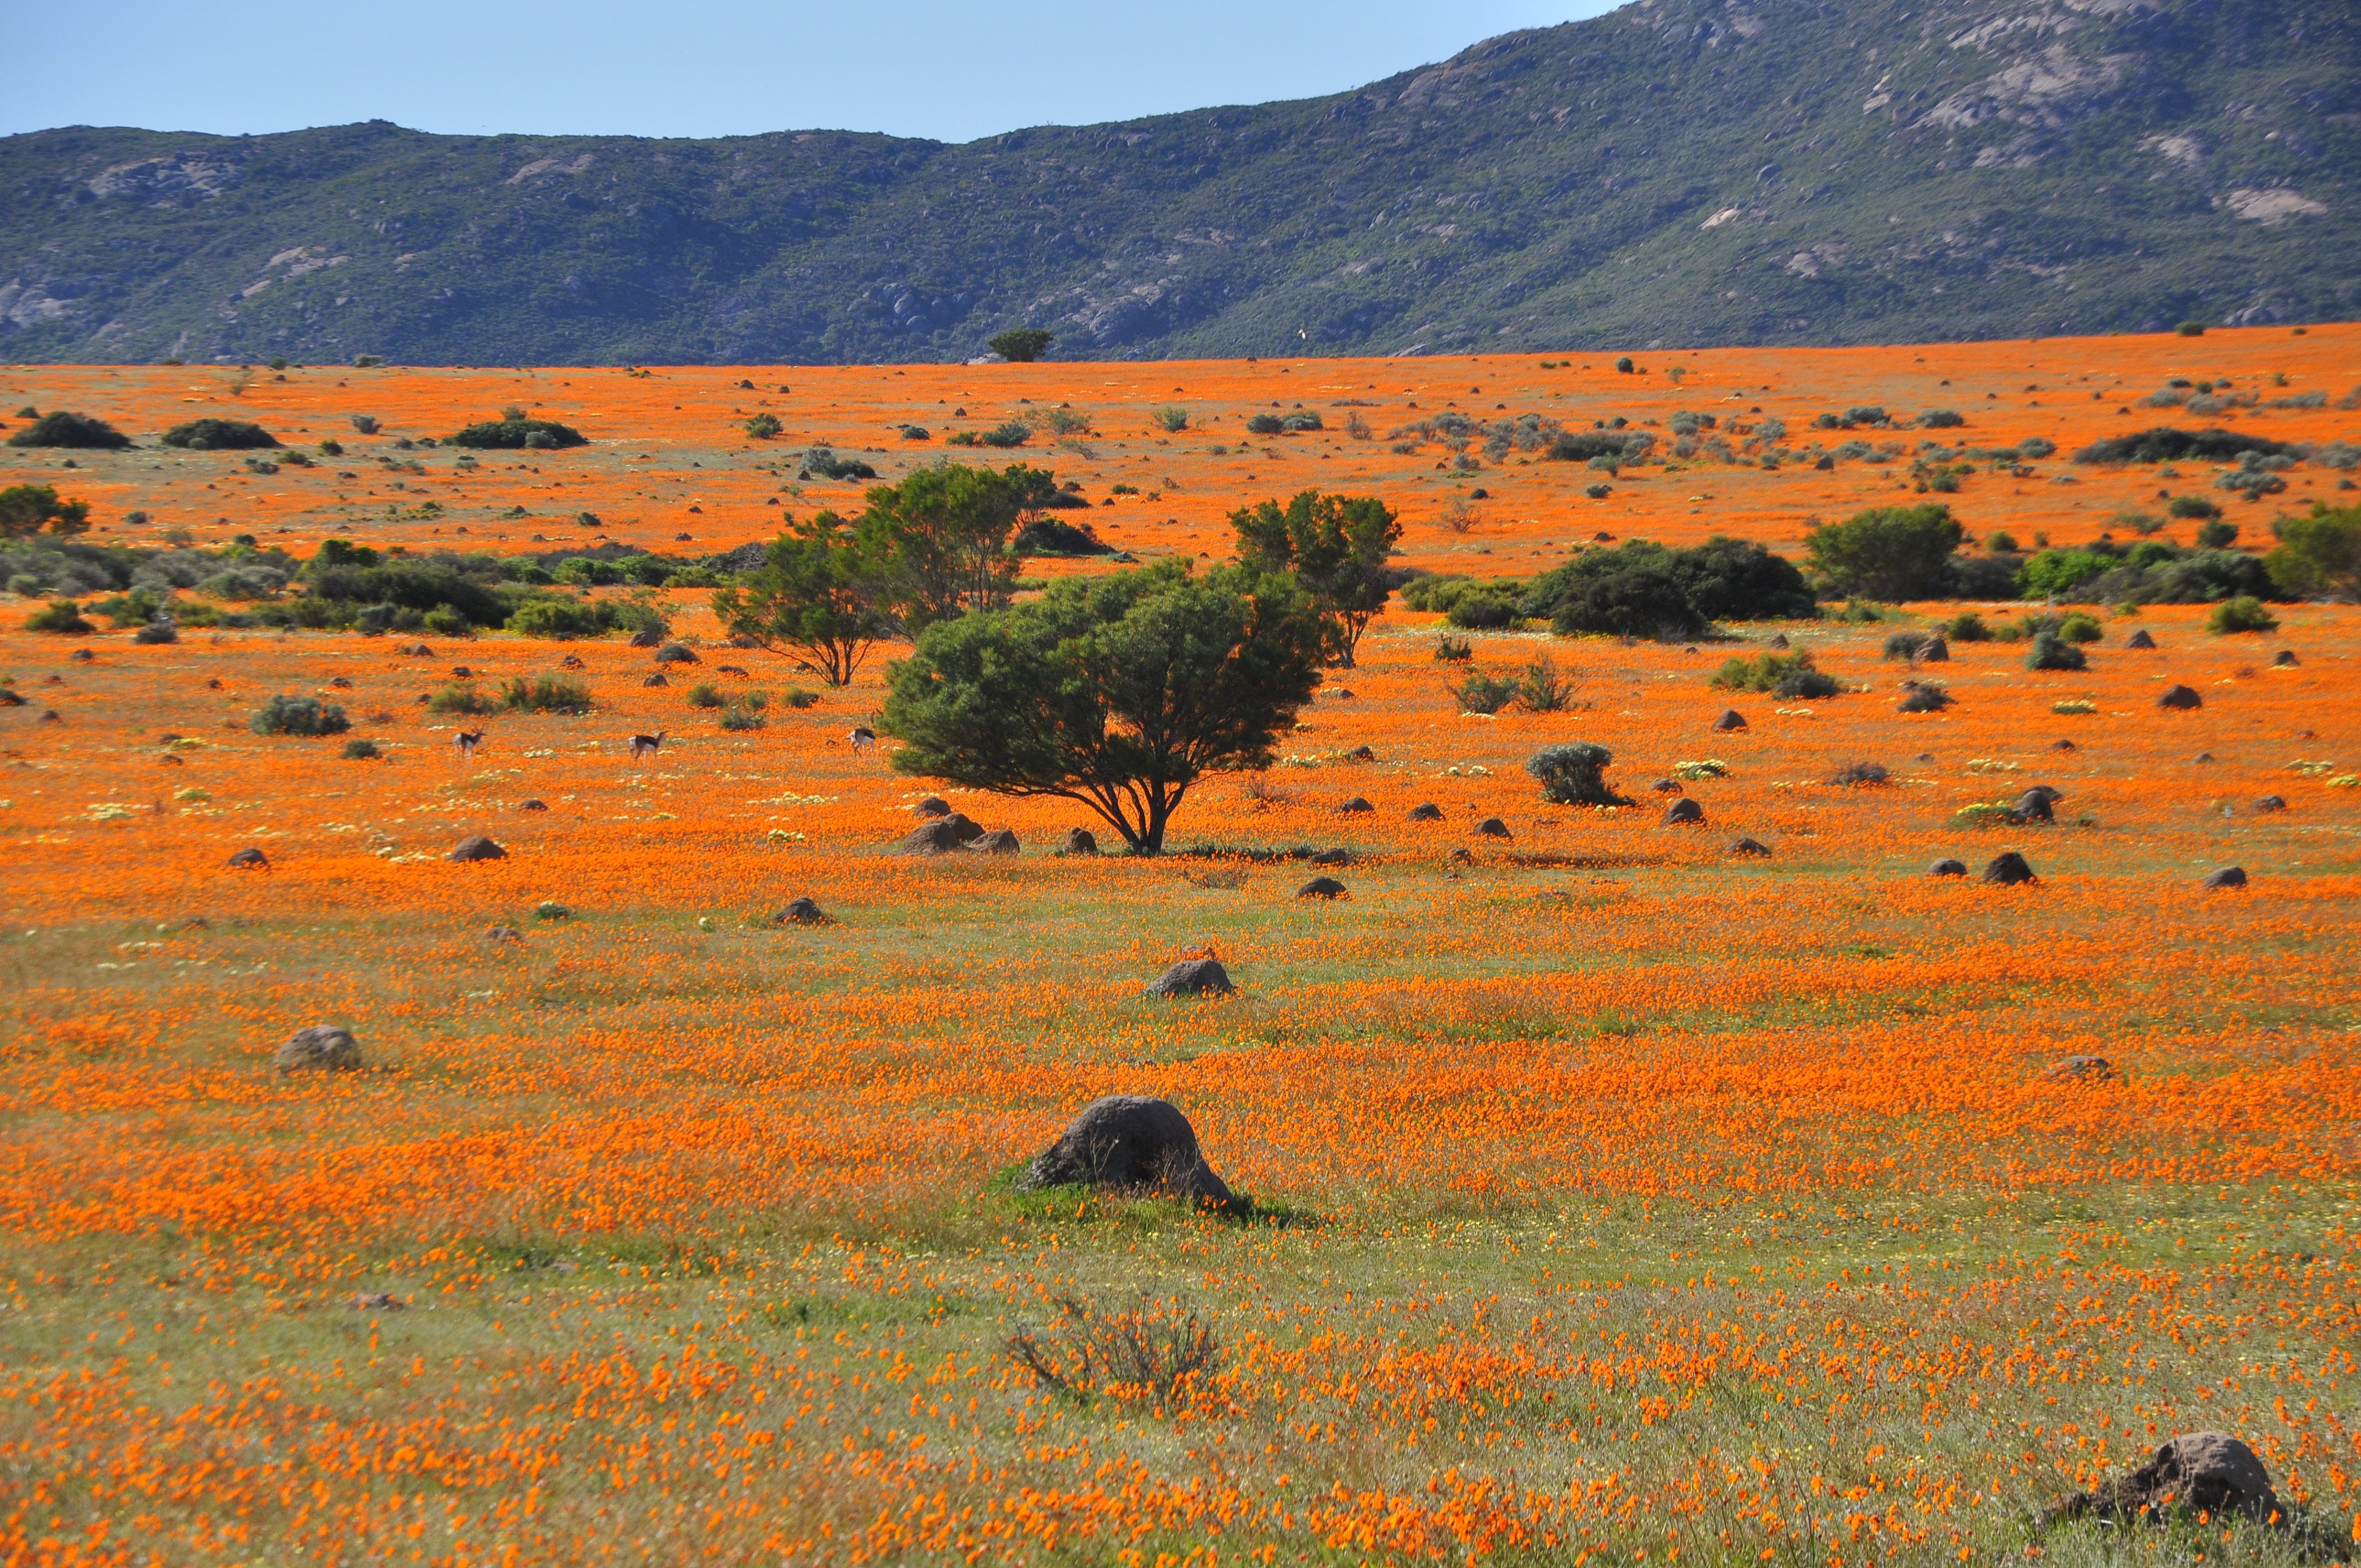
[1,328,2356,1567]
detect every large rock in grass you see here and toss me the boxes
[775,897,832,925]
[1662,797,1704,825]
[2204,865,2248,890]
[1145,959,1235,998]
[226,846,270,869]
[2157,683,2203,710]
[449,835,507,863]
[1927,857,1968,877]
[1711,707,1748,732]
[1296,875,1347,899]
[276,1025,361,1073]
[1020,1095,1232,1207]
[1062,827,1099,855]
[971,827,1020,854]
[2044,1433,2278,1527]
[1982,851,2037,885]
[899,818,975,854]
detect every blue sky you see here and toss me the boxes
[11,1,1623,144]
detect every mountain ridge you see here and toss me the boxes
[3,0,2355,365]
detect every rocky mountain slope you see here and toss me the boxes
[2,0,2353,364]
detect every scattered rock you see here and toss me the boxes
[2194,752,2215,764]
[1474,816,1511,838]
[1916,635,1949,662]
[971,827,1021,854]
[1729,836,1771,857]
[2157,683,2203,710]
[39,710,58,723]
[1020,1095,1232,1207]
[2043,1055,2119,1084]
[775,896,832,924]
[1062,827,1099,855]
[2204,865,2248,890]
[448,835,507,863]
[1651,778,1683,794]
[70,648,95,663]
[1448,847,1475,865]
[226,847,269,869]
[2050,738,2077,751]
[642,673,668,687]
[276,1025,361,1072]
[558,654,584,670]
[2124,628,2157,650]
[1982,851,2037,886]
[2251,794,2286,813]
[399,643,435,657]
[628,628,665,648]
[518,799,547,812]
[2272,649,2297,667]
[1927,858,1967,877]
[1145,959,1236,998]
[1324,687,1354,701]
[1712,708,1748,732]
[915,797,951,818]
[2016,787,2059,823]
[451,666,474,678]
[941,812,984,842]
[654,643,698,664]
[1307,847,1351,865]
[485,924,523,943]
[898,819,967,854]
[1338,796,1374,814]
[1344,744,1377,761]
[1297,875,1348,899]
[351,1292,404,1311]
[1407,802,1444,821]
[2043,1433,2278,1528]
[1767,633,1789,649]
[1663,797,1704,825]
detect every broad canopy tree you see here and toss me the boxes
[709,509,895,685]
[1803,503,1965,601]
[883,560,1323,853]
[1227,488,1401,666]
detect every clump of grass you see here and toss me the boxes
[780,685,820,709]
[2026,633,2087,672]
[502,674,593,714]
[1826,760,1890,787]
[2053,698,2098,715]
[1672,759,1728,780]
[1450,670,1520,715]
[1944,611,1993,643]
[429,683,497,715]
[340,738,381,760]
[1897,680,1954,713]
[719,706,766,731]
[1711,650,1839,699]
[687,682,725,709]
[2208,596,2278,635]
[1005,1293,1220,1405]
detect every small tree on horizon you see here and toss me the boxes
[989,328,1054,363]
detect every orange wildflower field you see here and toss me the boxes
[1,329,2357,1566]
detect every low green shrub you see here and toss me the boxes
[7,411,130,449]
[341,738,381,759]
[719,706,765,731]
[1710,650,1839,699]
[501,674,592,714]
[1944,611,1993,642]
[251,694,350,736]
[429,683,497,715]
[162,418,279,450]
[1528,742,1633,807]
[2026,633,2087,671]
[2208,596,2278,634]
[1450,671,1520,715]
[687,682,725,709]
[25,598,92,633]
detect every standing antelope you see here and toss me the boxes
[453,730,485,759]
[848,726,877,754]
[629,729,665,763]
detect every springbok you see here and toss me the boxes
[848,725,877,753]
[629,729,665,763]
[453,729,485,759]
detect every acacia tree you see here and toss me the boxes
[1803,504,1964,600]
[0,483,91,539]
[1227,488,1401,667]
[863,465,1023,629]
[988,328,1054,363]
[884,561,1323,852]
[709,510,895,685]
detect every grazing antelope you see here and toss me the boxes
[629,729,666,763]
[848,726,877,754]
[453,729,485,759]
